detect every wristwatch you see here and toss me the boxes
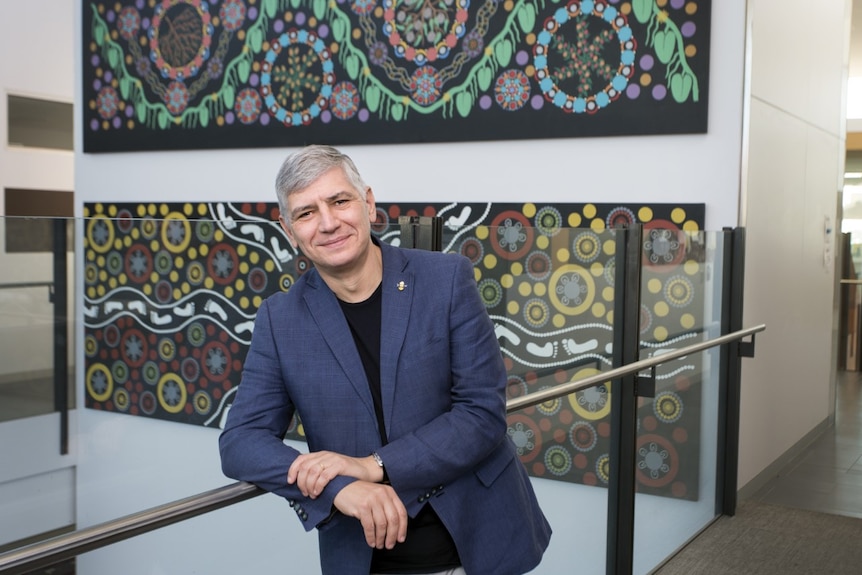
[371,451,389,483]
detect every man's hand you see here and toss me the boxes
[333,481,408,549]
[287,451,384,498]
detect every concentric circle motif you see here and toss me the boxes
[570,420,598,452]
[86,364,113,402]
[603,257,615,285]
[195,219,215,242]
[158,337,177,362]
[371,208,390,234]
[525,250,552,281]
[477,278,503,308]
[534,0,635,113]
[140,390,157,415]
[549,264,595,315]
[665,275,694,307]
[329,82,360,120]
[637,434,679,487]
[202,341,232,382]
[164,81,190,115]
[106,251,123,276]
[248,267,268,293]
[181,357,201,382]
[506,375,528,399]
[573,231,601,263]
[111,360,130,384]
[103,325,121,348]
[86,335,99,357]
[154,250,173,274]
[260,29,333,127]
[382,0,469,65]
[117,209,135,233]
[187,261,205,285]
[643,220,685,269]
[187,322,206,347]
[279,274,294,291]
[85,263,99,285]
[295,255,312,276]
[544,445,573,476]
[507,414,542,462]
[162,212,192,254]
[459,238,484,264]
[87,216,115,254]
[193,390,213,415]
[157,373,188,414]
[142,360,161,385]
[495,69,531,111]
[117,6,142,40]
[524,298,550,328]
[606,206,635,228]
[141,216,158,239]
[234,88,262,124]
[534,206,563,237]
[155,280,174,304]
[149,0,213,81]
[640,303,652,334]
[219,0,247,31]
[490,210,534,260]
[654,391,683,424]
[96,86,120,120]
[535,388,562,416]
[595,453,610,483]
[125,244,153,282]
[567,368,611,419]
[207,243,239,284]
[120,328,148,367]
[113,388,131,412]
[409,66,443,105]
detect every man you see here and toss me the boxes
[219,145,551,575]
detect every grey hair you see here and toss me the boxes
[275,145,368,218]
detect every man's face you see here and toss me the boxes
[278,167,376,275]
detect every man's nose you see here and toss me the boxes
[317,206,339,231]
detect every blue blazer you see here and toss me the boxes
[220,241,551,574]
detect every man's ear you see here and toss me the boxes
[278,214,298,248]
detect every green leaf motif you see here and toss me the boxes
[137,104,147,124]
[345,54,360,80]
[517,5,535,34]
[263,0,278,18]
[199,106,210,128]
[107,47,119,69]
[249,28,263,53]
[391,103,404,122]
[670,72,693,103]
[290,0,302,8]
[238,59,251,83]
[119,78,129,100]
[223,85,235,109]
[313,0,327,20]
[477,66,493,92]
[365,85,381,113]
[654,30,674,64]
[333,18,347,42]
[632,0,654,24]
[157,110,168,130]
[455,91,473,118]
[494,39,512,68]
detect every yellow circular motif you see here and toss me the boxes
[590,262,604,277]
[602,286,614,301]
[536,235,549,250]
[483,254,497,269]
[683,220,700,232]
[671,208,686,224]
[518,281,532,297]
[507,301,519,315]
[86,363,113,402]
[510,262,523,276]
[549,264,595,316]
[603,240,616,256]
[553,314,565,328]
[556,248,570,263]
[583,204,597,218]
[534,283,547,297]
[86,216,115,254]
[638,207,653,222]
[476,225,489,240]
[157,373,188,414]
[590,218,605,231]
[523,203,537,218]
[681,313,695,329]
[161,212,192,254]
[654,301,669,317]
[568,368,612,420]
[568,213,582,227]
[684,260,700,275]
[592,303,606,317]
[648,278,662,293]
[653,326,668,342]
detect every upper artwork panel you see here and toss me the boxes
[82,0,710,152]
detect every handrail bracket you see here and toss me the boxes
[635,366,656,398]
[738,334,756,358]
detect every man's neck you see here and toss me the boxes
[319,243,383,303]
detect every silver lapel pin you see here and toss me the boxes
[397,281,407,291]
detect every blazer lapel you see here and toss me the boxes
[379,243,413,439]
[302,271,377,421]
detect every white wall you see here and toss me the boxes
[0,0,76,548]
[737,0,851,490]
[72,1,750,573]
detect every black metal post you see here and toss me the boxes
[606,224,643,575]
[52,218,69,455]
[398,216,442,252]
[715,227,746,516]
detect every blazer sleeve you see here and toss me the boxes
[218,297,356,531]
[377,255,508,493]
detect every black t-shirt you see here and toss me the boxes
[339,284,461,573]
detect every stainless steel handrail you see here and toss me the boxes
[0,324,765,575]
[0,281,53,290]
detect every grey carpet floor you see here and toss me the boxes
[652,500,862,574]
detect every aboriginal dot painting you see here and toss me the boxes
[83,200,705,499]
[82,0,711,152]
